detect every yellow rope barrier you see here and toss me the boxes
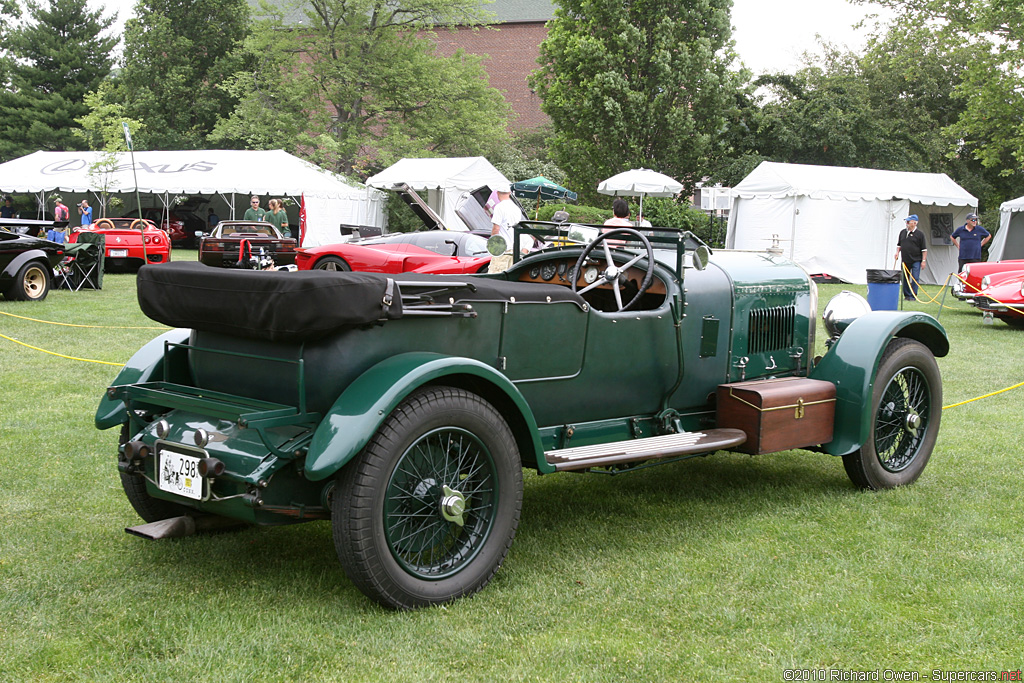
[0,309,167,330]
[0,332,125,366]
[944,381,1024,410]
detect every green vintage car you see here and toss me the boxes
[97,225,947,609]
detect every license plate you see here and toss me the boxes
[109,249,128,257]
[158,447,204,500]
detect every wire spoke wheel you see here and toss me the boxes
[843,338,941,490]
[334,387,523,609]
[873,365,930,472]
[384,427,497,578]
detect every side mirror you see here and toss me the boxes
[692,245,711,271]
[444,238,459,257]
[194,230,204,238]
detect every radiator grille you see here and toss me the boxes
[747,305,796,354]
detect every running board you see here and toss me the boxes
[545,429,747,472]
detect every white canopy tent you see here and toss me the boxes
[726,162,978,285]
[365,157,510,232]
[991,196,1024,262]
[0,150,385,246]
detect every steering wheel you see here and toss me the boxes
[94,218,114,230]
[570,228,655,311]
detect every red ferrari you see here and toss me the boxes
[971,271,1024,328]
[68,218,171,271]
[952,259,1024,302]
[295,230,491,274]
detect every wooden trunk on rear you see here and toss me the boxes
[716,377,836,455]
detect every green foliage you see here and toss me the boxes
[213,0,512,178]
[0,0,116,161]
[113,0,252,150]
[489,126,568,187]
[74,85,147,152]
[856,0,1024,180]
[531,0,739,204]
[0,0,21,84]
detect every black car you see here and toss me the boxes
[0,219,66,301]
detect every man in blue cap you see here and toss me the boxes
[895,214,927,301]
[951,212,991,272]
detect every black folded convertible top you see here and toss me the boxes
[137,262,402,341]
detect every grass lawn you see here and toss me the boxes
[1,251,1022,682]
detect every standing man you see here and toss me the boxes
[78,199,92,227]
[951,212,991,272]
[0,197,14,218]
[54,198,69,223]
[244,196,265,221]
[895,214,927,301]
[488,183,524,274]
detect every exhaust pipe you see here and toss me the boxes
[125,515,244,540]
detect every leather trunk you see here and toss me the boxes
[716,377,837,455]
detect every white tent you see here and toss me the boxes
[726,162,978,285]
[365,157,510,231]
[0,150,385,246]
[991,196,1024,262]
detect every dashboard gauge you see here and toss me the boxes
[558,261,568,278]
[529,266,541,279]
[540,263,557,281]
[583,265,599,284]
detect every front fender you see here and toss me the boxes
[94,328,190,430]
[810,311,948,456]
[304,352,546,481]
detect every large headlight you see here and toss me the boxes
[822,290,871,338]
[981,275,991,289]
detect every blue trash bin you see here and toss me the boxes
[866,269,900,310]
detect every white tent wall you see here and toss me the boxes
[992,198,1024,262]
[726,162,977,285]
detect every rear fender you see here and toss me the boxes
[95,328,191,430]
[1,250,52,281]
[304,352,547,481]
[810,312,948,456]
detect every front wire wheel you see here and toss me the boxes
[843,338,942,490]
[333,387,523,609]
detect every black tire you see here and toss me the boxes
[842,338,942,490]
[117,423,191,523]
[333,386,523,609]
[314,256,351,272]
[6,261,51,301]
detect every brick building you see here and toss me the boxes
[431,0,556,130]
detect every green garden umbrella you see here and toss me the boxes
[512,176,577,219]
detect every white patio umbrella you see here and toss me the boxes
[597,168,683,222]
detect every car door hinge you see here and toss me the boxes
[497,356,507,370]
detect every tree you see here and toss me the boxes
[853,0,1024,178]
[530,0,739,203]
[211,0,512,177]
[0,0,116,161]
[113,0,251,150]
[0,0,21,86]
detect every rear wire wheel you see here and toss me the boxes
[333,387,523,609]
[842,338,942,489]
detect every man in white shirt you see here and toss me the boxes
[488,183,524,274]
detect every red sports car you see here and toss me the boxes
[971,271,1024,328]
[295,230,491,274]
[952,259,1024,302]
[68,218,171,271]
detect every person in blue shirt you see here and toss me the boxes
[0,197,14,218]
[951,213,991,272]
[78,199,93,227]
